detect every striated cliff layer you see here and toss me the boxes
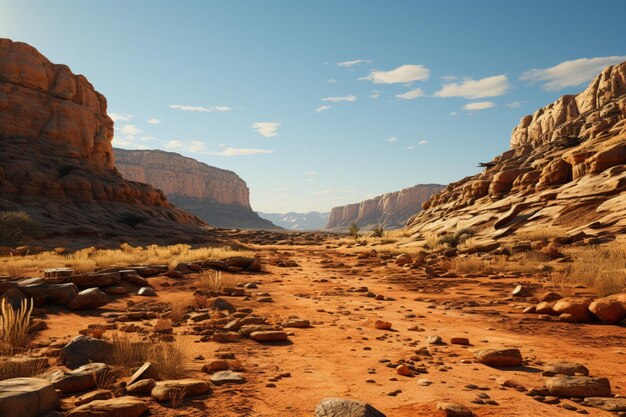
[259,211,330,230]
[0,38,210,247]
[407,62,626,245]
[325,184,444,230]
[115,149,278,229]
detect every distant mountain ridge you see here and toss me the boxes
[258,211,329,230]
[325,184,445,230]
[115,149,279,229]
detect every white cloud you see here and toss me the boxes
[315,105,331,113]
[252,122,281,138]
[169,104,232,112]
[520,56,626,91]
[506,101,522,109]
[337,59,372,68]
[386,136,398,142]
[464,101,495,111]
[370,91,381,99]
[322,95,357,102]
[449,112,458,116]
[406,146,414,150]
[109,113,133,122]
[435,75,510,99]
[396,88,424,100]
[208,147,273,156]
[121,124,142,135]
[328,79,338,84]
[360,64,430,84]
[187,141,206,153]
[147,118,161,124]
[440,75,458,82]
[419,140,429,145]
[164,139,183,148]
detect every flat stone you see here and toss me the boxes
[68,288,108,310]
[210,370,246,385]
[250,330,288,342]
[66,396,147,417]
[475,348,522,367]
[74,389,113,406]
[546,376,611,398]
[582,397,626,412]
[542,362,589,377]
[315,397,386,417]
[436,402,474,417]
[0,377,59,417]
[128,362,158,386]
[48,363,110,394]
[151,379,211,401]
[126,378,156,396]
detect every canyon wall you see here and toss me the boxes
[115,149,278,229]
[0,38,210,247]
[407,62,626,245]
[325,184,444,230]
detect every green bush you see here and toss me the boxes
[0,211,37,246]
[371,225,384,238]
[348,222,360,238]
[438,228,474,248]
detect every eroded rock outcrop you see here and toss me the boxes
[115,149,278,229]
[325,184,444,230]
[407,62,626,243]
[0,38,209,246]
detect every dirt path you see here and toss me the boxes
[38,242,626,416]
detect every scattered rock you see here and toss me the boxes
[475,348,522,367]
[436,402,474,417]
[74,389,113,406]
[125,379,156,396]
[49,363,110,394]
[137,287,156,297]
[315,397,386,417]
[0,377,60,417]
[210,370,246,385]
[545,375,611,398]
[250,331,288,342]
[151,379,211,401]
[512,285,533,297]
[542,362,590,377]
[68,288,109,310]
[374,320,392,330]
[66,396,147,417]
[60,336,112,369]
[589,294,626,324]
[128,362,158,386]
[582,397,626,412]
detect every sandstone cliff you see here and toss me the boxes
[0,38,210,247]
[115,149,278,229]
[407,62,626,246]
[259,211,329,230]
[325,184,445,230]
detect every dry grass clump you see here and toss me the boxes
[543,271,576,297]
[515,227,566,243]
[169,299,191,322]
[450,256,486,274]
[0,244,253,277]
[109,333,190,380]
[193,294,209,310]
[169,387,187,408]
[566,242,626,296]
[92,367,118,389]
[0,298,33,354]
[198,270,224,292]
[0,356,47,381]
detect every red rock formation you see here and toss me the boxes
[0,38,209,246]
[115,149,278,229]
[325,184,444,230]
[407,62,626,244]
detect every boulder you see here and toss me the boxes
[20,283,78,305]
[0,288,27,309]
[125,378,156,396]
[545,375,611,398]
[315,397,386,417]
[552,298,592,322]
[582,397,626,412]
[512,285,533,297]
[151,379,211,401]
[249,331,288,342]
[60,335,112,369]
[127,362,158,386]
[542,362,590,377]
[0,377,59,417]
[137,287,156,297]
[475,348,522,367]
[48,363,110,394]
[68,288,108,310]
[436,402,474,417]
[210,370,246,385]
[70,273,120,289]
[74,389,113,406]
[589,293,626,324]
[66,396,147,417]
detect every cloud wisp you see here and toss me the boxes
[435,75,510,99]
[396,88,424,100]
[520,56,626,90]
[322,95,357,102]
[464,101,495,111]
[360,64,430,84]
[315,105,331,113]
[337,59,372,69]
[169,104,232,112]
[252,122,281,138]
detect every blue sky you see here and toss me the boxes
[2,1,626,212]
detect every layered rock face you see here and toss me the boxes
[325,184,445,230]
[0,38,208,246]
[115,149,278,229]
[258,211,330,230]
[407,62,626,243]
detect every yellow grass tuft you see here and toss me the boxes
[198,270,224,292]
[0,298,33,354]
[566,242,626,296]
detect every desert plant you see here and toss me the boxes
[450,256,485,274]
[198,270,223,293]
[110,333,190,379]
[566,242,626,296]
[0,211,37,246]
[348,222,360,239]
[0,355,47,380]
[169,299,190,322]
[193,294,209,310]
[371,225,384,238]
[92,367,118,389]
[0,298,33,354]
[169,387,186,408]
[438,228,474,248]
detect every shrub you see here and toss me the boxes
[348,222,360,239]
[371,225,384,238]
[198,270,223,293]
[0,211,37,246]
[0,298,33,354]
[567,242,625,296]
[438,228,474,248]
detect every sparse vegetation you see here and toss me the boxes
[92,367,118,389]
[0,356,47,381]
[349,222,360,239]
[0,243,253,277]
[169,387,187,408]
[0,298,33,354]
[198,269,224,292]
[371,225,384,238]
[109,333,190,380]
[450,256,486,274]
[193,294,209,310]
[169,299,190,322]
[566,242,626,296]
[0,211,37,246]
[515,227,567,243]
[437,228,474,248]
